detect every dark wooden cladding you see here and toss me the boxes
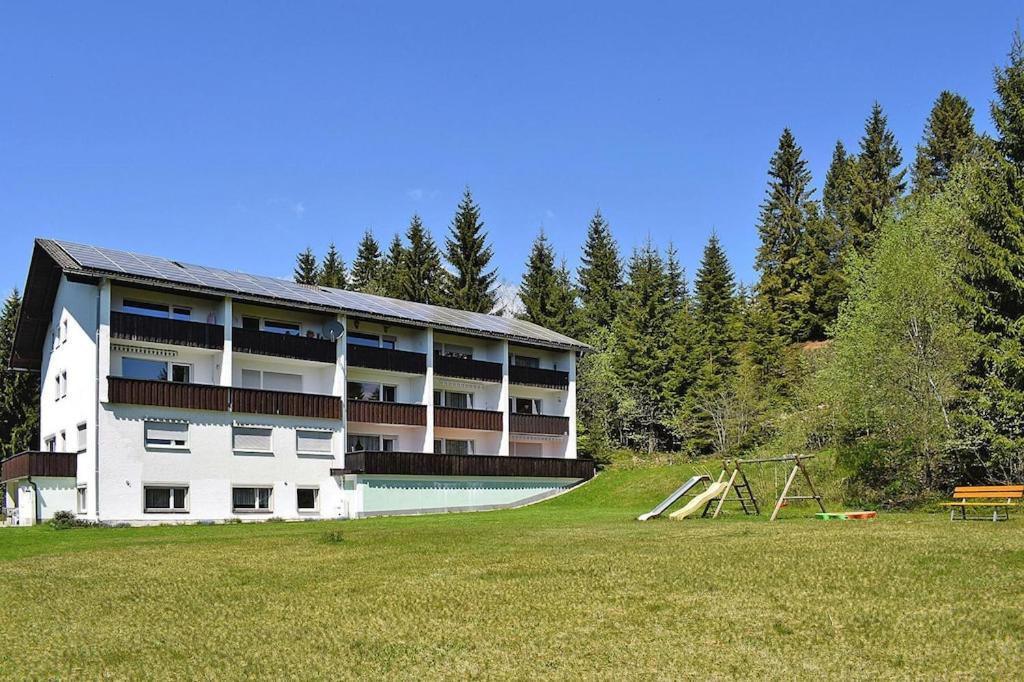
[1,451,77,482]
[231,386,341,419]
[232,327,336,363]
[107,377,338,419]
[111,311,224,349]
[347,344,426,374]
[335,451,594,479]
[433,353,503,382]
[347,399,426,426]
[108,376,230,411]
[434,406,503,431]
[509,365,569,389]
[511,413,570,435]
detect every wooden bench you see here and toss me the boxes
[939,485,1023,521]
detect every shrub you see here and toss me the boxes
[49,510,99,530]
[320,529,345,544]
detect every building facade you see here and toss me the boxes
[2,239,592,525]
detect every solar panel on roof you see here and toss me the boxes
[49,239,587,349]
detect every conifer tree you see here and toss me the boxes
[518,230,574,332]
[849,103,906,253]
[823,140,856,240]
[444,188,499,313]
[0,290,39,455]
[912,91,977,195]
[381,234,407,299]
[400,215,447,305]
[350,230,385,294]
[801,211,846,340]
[318,243,347,289]
[577,209,623,335]
[993,28,1024,168]
[754,128,816,342]
[293,247,319,285]
[665,242,686,310]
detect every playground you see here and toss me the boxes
[1,460,1021,679]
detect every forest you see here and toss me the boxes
[3,29,1024,506]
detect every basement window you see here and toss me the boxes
[232,487,272,513]
[296,488,319,512]
[144,486,188,512]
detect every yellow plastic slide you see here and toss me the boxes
[668,481,728,520]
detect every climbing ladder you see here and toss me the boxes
[702,459,760,518]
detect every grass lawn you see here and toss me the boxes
[2,462,1022,679]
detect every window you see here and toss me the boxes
[44,435,55,452]
[437,343,473,359]
[241,316,260,330]
[381,335,397,350]
[77,485,88,513]
[54,374,61,401]
[511,398,542,414]
[511,354,540,368]
[122,357,168,381]
[347,381,396,402]
[347,434,396,452]
[58,430,66,451]
[297,488,319,512]
[233,486,272,512]
[76,423,88,453]
[297,430,333,455]
[263,319,301,335]
[60,319,68,345]
[348,331,381,347]
[241,369,303,392]
[434,439,474,455]
[52,328,59,350]
[123,299,191,321]
[170,363,191,383]
[144,421,189,449]
[60,371,67,398]
[232,426,273,453]
[511,442,543,457]
[144,486,188,512]
[434,390,473,409]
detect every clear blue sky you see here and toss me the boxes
[1,2,1020,298]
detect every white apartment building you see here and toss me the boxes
[2,239,592,525]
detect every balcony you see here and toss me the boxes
[347,344,426,374]
[332,451,594,479]
[111,311,224,350]
[509,365,569,389]
[233,327,336,363]
[107,377,340,420]
[511,413,570,435]
[433,353,503,382]
[347,399,427,426]
[434,406,503,431]
[1,451,77,482]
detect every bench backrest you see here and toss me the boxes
[952,485,1024,499]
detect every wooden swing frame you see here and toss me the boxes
[705,454,826,521]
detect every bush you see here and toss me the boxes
[49,510,100,530]
[320,529,345,544]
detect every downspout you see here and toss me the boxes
[94,281,103,519]
[26,475,40,526]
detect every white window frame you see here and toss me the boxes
[60,318,68,345]
[77,485,88,513]
[170,362,192,384]
[231,425,274,454]
[76,422,87,453]
[296,429,334,456]
[433,438,475,455]
[262,319,302,335]
[240,368,303,392]
[58,430,66,451]
[144,420,190,450]
[143,485,189,513]
[44,435,56,452]
[346,433,397,453]
[347,380,397,403]
[61,370,68,398]
[232,486,273,513]
[511,397,543,415]
[434,390,474,409]
[510,441,544,457]
[296,487,320,513]
[123,299,191,321]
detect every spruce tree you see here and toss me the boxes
[665,242,686,310]
[444,188,499,313]
[801,211,846,340]
[693,234,738,366]
[754,128,816,342]
[518,230,558,328]
[912,91,977,194]
[577,209,623,335]
[850,103,906,253]
[993,28,1024,167]
[318,243,347,289]
[823,140,856,240]
[293,247,320,285]
[350,230,385,294]
[400,215,447,305]
[381,234,407,299]
[0,290,39,455]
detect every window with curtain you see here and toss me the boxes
[144,486,188,512]
[232,487,272,512]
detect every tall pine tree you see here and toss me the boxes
[318,243,347,289]
[293,247,319,285]
[518,230,576,334]
[993,28,1024,168]
[400,215,447,305]
[577,209,623,335]
[350,230,385,294]
[912,91,977,195]
[0,290,39,455]
[444,188,499,313]
[381,234,407,299]
[849,103,906,253]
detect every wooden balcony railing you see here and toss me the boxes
[1,451,77,482]
[434,406,503,431]
[108,376,231,411]
[433,353,503,382]
[510,413,570,435]
[333,451,594,479]
[509,365,569,389]
[347,399,426,426]
[111,311,224,350]
[347,344,426,374]
[107,377,339,419]
[233,327,336,364]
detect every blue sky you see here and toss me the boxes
[1,2,1020,298]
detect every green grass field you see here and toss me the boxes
[2,463,1022,679]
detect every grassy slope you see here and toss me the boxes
[1,463,1022,679]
